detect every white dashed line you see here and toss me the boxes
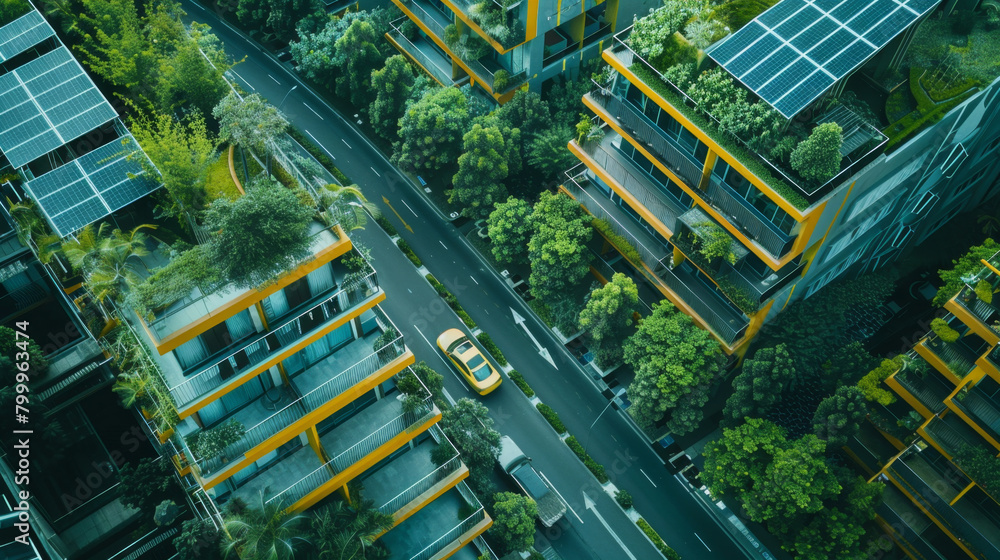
[342,139,352,149]
[470,276,479,285]
[401,200,419,217]
[305,130,335,160]
[268,74,280,84]
[439,240,448,250]
[370,167,381,177]
[302,103,323,120]
[640,469,657,488]
[695,533,711,552]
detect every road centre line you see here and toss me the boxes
[342,139,352,149]
[229,70,254,90]
[439,240,448,250]
[302,103,323,120]
[370,167,381,177]
[640,469,657,488]
[305,130,335,160]
[470,276,478,285]
[268,73,280,84]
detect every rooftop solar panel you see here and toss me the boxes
[709,0,942,118]
[0,11,54,62]
[0,46,117,167]
[23,135,161,236]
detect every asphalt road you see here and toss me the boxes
[179,3,749,558]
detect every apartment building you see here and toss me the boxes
[844,253,1000,560]
[562,0,1000,355]
[387,0,622,102]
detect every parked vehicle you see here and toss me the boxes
[497,435,566,527]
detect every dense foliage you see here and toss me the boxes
[527,192,593,304]
[489,492,538,554]
[578,273,638,367]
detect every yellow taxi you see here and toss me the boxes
[436,328,502,395]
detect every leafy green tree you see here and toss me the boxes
[743,434,840,522]
[789,474,883,560]
[722,344,795,424]
[0,0,29,25]
[688,68,746,115]
[547,75,594,128]
[441,398,501,494]
[954,444,1000,496]
[489,492,538,554]
[450,123,518,219]
[310,499,393,559]
[628,1,699,59]
[526,126,576,180]
[579,273,638,367]
[73,0,158,102]
[213,92,288,178]
[317,183,378,231]
[0,326,48,377]
[527,192,592,304]
[812,386,867,447]
[820,342,877,393]
[290,12,361,85]
[934,239,1000,305]
[334,18,383,107]
[236,0,321,44]
[624,301,722,430]
[221,494,309,560]
[664,382,710,435]
[487,197,533,266]
[393,87,470,173]
[118,458,181,514]
[204,176,314,289]
[703,418,787,501]
[173,518,222,560]
[156,37,229,115]
[369,55,416,140]
[130,112,217,222]
[496,90,551,136]
[791,123,843,182]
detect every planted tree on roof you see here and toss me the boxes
[221,492,310,560]
[688,68,747,115]
[155,31,230,116]
[310,499,393,559]
[578,273,639,367]
[213,92,289,180]
[624,301,723,430]
[791,122,843,182]
[393,87,470,173]
[204,176,314,289]
[487,196,533,266]
[369,55,416,141]
[74,0,160,102]
[489,492,538,554]
[62,222,156,303]
[722,344,796,424]
[933,239,1000,305]
[628,0,700,59]
[450,123,520,219]
[527,192,593,305]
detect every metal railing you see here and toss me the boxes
[955,389,1000,440]
[656,260,748,345]
[924,334,976,378]
[583,22,613,48]
[957,286,1000,325]
[167,270,379,408]
[266,399,433,507]
[406,0,449,38]
[924,417,980,458]
[389,20,456,86]
[409,482,486,560]
[704,177,794,258]
[894,368,950,413]
[378,455,462,515]
[608,26,887,198]
[192,334,405,475]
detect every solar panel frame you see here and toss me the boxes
[0,11,55,62]
[709,0,942,118]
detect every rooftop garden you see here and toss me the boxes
[0,0,30,27]
[464,0,526,49]
[617,1,891,208]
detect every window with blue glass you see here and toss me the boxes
[618,141,693,207]
[623,84,708,165]
[712,160,796,235]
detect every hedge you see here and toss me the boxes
[475,333,507,366]
[536,403,566,433]
[509,370,534,397]
[425,274,477,329]
[565,436,609,483]
[396,238,422,267]
[376,215,399,237]
[592,218,643,265]
[636,518,681,560]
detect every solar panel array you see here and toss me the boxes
[709,0,940,118]
[23,135,161,236]
[0,46,117,167]
[0,11,54,62]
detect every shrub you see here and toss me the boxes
[456,310,477,329]
[188,419,245,460]
[931,318,961,343]
[426,274,477,328]
[976,279,993,304]
[376,215,399,237]
[396,238,423,267]
[565,436,609,483]
[131,245,222,317]
[426,273,448,296]
[494,69,510,92]
[509,370,534,397]
[536,403,566,433]
[857,357,902,406]
[615,489,633,509]
[636,518,682,560]
[476,332,507,366]
[790,122,843,183]
[592,218,642,265]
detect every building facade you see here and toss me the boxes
[562,2,1000,356]
[388,0,621,102]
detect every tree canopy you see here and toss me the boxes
[579,273,638,367]
[450,123,519,219]
[489,492,538,554]
[812,386,867,448]
[393,87,470,173]
[487,197,533,266]
[369,55,416,140]
[213,93,289,156]
[791,123,843,183]
[527,192,592,304]
[722,344,795,424]
[440,398,501,495]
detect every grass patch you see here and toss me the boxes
[636,518,682,560]
[536,403,566,433]
[592,218,642,265]
[565,435,609,483]
[396,238,422,267]
[204,150,241,201]
[508,370,534,397]
[426,274,477,329]
[476,332,507,366]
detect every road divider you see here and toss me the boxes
[395,238,422,267]
[536,404,567,434]
[425,274,477,329]
[508,370,534,397]
[474,333,507,367]
[636,518,682,560]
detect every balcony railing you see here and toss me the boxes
[193,334,406,476]
[583,22,613,48]
[409,483,486,560]
[895,368,951,413]
[266,399,434,507]
[924,334,976,378]
[575,135,689,234]
[924,416,983,458]
[955,389,1000,441]
[378,454,462,516]
[389,20,457,86]
[876,501,950,560]
[406,0,449,38]
[167,270,379,409]
[658,260,748,345]
[704,177,795,258]
[458,53,527,94]
[957,286,1000,326]
[588,91,704,189]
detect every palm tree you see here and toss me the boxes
[61,222,156,303]
[318,184,379,231]
[222,493,309,560]
[7,199,61,264]
[311,498,394,560]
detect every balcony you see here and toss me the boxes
[262,396,438,510]
[572,133,689,234]
[441,0,526,50]
[950,286,1000,344]
[919,334,978,382]
[923,415,989,459]
[187,329,409,479]
[893,366,953,415]
[363,427,467,522]
[658,260,749,346]
[379,481,491,560]
[877,487,950,560]
[165,270,381,412]
[704,177,795,259]
[844,421,900,475]
[952,387,1000,444]
[543,28,576,67]
[388,19,466,87]
[227,443,327,507]
[402,0,452,40]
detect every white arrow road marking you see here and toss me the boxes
[511,307,557,369]
[583,492,637,560]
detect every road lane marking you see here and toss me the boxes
[583,493,636,560]
[538,471,582,524]
[302,103,323,120]
[640,469,657,488]
[414,324,469,392]
[370,166,381,177]
[470,276,478,285]
[230,70,255,90]
[305,130,335,160]
[695,533,711,552]
[401,199,419,217]
[268,73,280,84]
[342,139,352,149]
[439,240,448,250]
[382,196,413,233]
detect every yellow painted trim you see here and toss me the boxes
[428,515,492,560]
[950,481,976,506]
[946,295,1000,347]
[873,516,924,560]
[914,338,963,385]
[436,0,529,54]
[603,51,811,220]
[885,470,980,559]
[177,291,387,419]
[148,227,351,354]
[287,408,443,512]
[526,0,538,41]
[982,258,1000,278]
[385,33,448,87]
[945,393,1000,452]
[381,464,469,533]
[886,370,933,419]
[201,350,414,489]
